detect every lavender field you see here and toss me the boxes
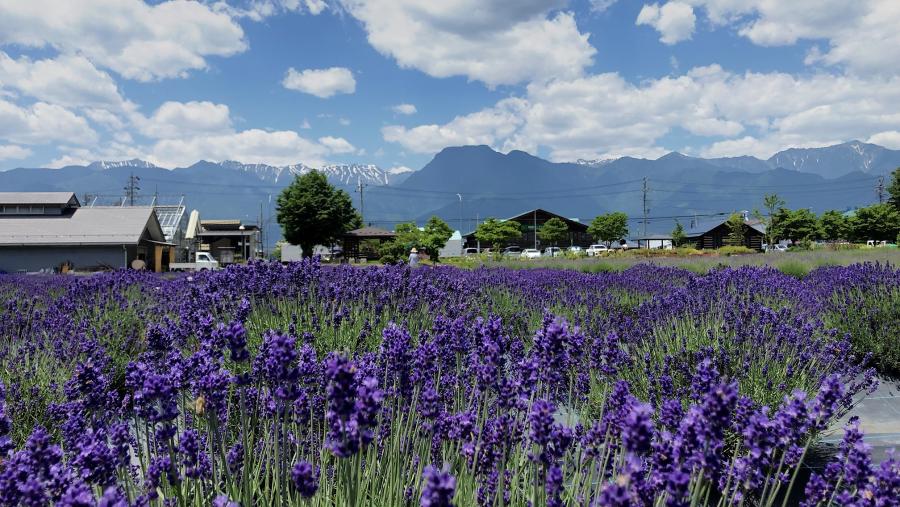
[0,261,898,506]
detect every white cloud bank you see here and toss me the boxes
[383,65,900,161]
[0,0,247,81]
[338,0,595,86]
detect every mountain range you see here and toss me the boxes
[0,140,897,246]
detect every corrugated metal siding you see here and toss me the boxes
[0,246,126,273]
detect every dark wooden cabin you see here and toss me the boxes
[462,208,592,249]
[684,217,766,250]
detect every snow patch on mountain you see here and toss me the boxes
[88,159,158,170]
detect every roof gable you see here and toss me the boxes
[0,206,164,246]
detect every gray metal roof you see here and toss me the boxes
[0,192,79,206]
[0,207,166,246]
[684,216,766,237]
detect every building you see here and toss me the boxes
[439,231,463,258]
[462,209,592,249]
[0,192,174,273]
[634,234,673,249]
[342,227,396,261]
[194,219,261,264]
[684,217,766,250]
[152,198,188,261]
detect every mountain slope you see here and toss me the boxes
[0,141,895,245]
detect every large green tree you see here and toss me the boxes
[819,210,850,241]
[538,217,570,247]
[276,171,361,257]
[474,218,522,253]
[588,212,628,247]
[887,167,900,210]
[849,203,900,241]
[422,216,454,262]
[770,208,819,242]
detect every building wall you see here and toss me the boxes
[690,223,764,250]
[439,238,463,258]
[0,245,127,273]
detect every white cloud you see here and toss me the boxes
[317,135,356,154]
[46,142,148,168]
[0,100,97,145]
[636,2,696,44]
[338,0,595,86]
[213,0,328,20]
[0,52,132,111]
[867,131,900,150]
[0,0,247,81]
[686,0,900,75]
[387,165,414,174]
[383,65,900,161]
[392,103,417,115]
[148,129,334,167]
[282,67,356,98]
[590,0,619,13]
[382,97,528,154]
[0,144,31,161]
[139,101,232,139]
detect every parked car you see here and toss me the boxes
[502,246,523,257]
[586,244,609,256]
[463,247,481,256]
[567,246,583,254]
[520,248,542,259]
[771,244,788,252]
[543,247,562,257]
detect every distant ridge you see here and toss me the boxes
[1,140,897,245]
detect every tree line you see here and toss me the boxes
[274,168,900,260]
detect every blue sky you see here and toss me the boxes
[1,0,899,172]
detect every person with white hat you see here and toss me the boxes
[408,247,420,267]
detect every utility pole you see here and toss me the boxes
[534,210,538,249]
[456,194,463,233]
[642,177,650,238]
[876,176,885,204]
[124,172,140,206]
[356,179,366,225]
[259,202,265,259]
[476,212,481,252]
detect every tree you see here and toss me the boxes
[725,213,746,246]
[771,208,819,242]
[888,168,900,210]
[379,222,422,263]
[474,218,522,253]
[538,217,570,247]
[588,212,629,247]
[421,216,454,262]
[819,210,850,241]
[276,171,361,257]
[849,204,900,242]
[671,221,686,247]
[755,193,785,247]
